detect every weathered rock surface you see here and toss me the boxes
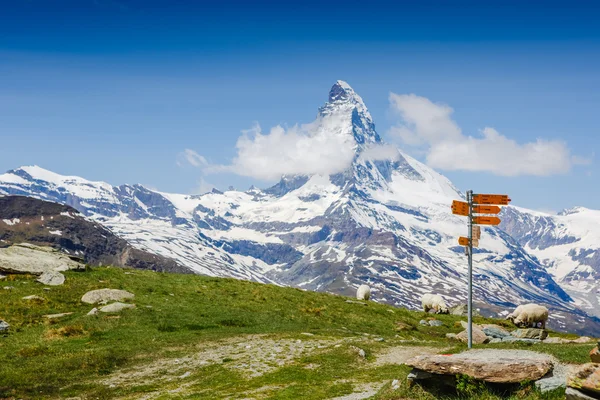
[482,325,511,338]
[0,320,9,332]
[512,328,548,340]
[0,243,84,275]
[406,349,554,383]
[428,320,443,327]
[591,347,600,363]
[568,363,600,397]
[456,326,489,344]
[99,302,136,313]
[81,289,135,305]
[566,387,599,400]
[37,271,65,286]
[0,274,5,280]
[502,336,541,344]
[449,304,467,316]
[87,308,99,316]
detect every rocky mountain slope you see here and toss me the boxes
[1,81,598,334]
[0,195,191,274]
[501,206,600,319]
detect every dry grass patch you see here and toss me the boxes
[45,325,87,340]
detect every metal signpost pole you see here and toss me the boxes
[467,190,473,349]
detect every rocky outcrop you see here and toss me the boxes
[0,243,83,275]
[512,328,548,340]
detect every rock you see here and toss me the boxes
[375,337,385,342]
[43,312,73,319]
[345,300,367,306]
[456,326,490,344]
[301,332,314,336]
[0,243,84,275]
[3,286,14,290]
[22,295,45,302]
[0,320,9,332]
[428,320,443,327]
[391,379,399,390]
[406,349,554,383]
[543,337,566,344]
[535,373,566,393]
[446,333,457,339]
[482,325,511,339]
[99,302,136,313]
[590,347,600,363]
[489,338,502,344]
[81,289,135,305]
[449,304,467,316]
[0,274,5,280]
[512,328,548,340]
[460,320,481,330]
[407,368,433,381]
[501,336,540,344]
[419,320,428,326]
[566,387,598,400]
[86,308,99,316]
[573,337,593,344]
[568,363,600,397]
[37,271,65,286]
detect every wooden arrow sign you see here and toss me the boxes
[458,236,479,247]
[473,205,501,214]
[473,216,501,226]
[451,200,469,216]
[472,226,481,239]
[472,194,511,205]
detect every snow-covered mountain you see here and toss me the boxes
[501,206,600,319]
[1,81,598,334]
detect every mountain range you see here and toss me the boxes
[1,81,598,335]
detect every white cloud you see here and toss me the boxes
[192,178,215,195]
[203,117,358,181]
[388,93,584,177]
[176,149,208,168]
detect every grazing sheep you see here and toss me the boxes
[421,293,449,314]
[356,284,371,301]
[506,303,548,329]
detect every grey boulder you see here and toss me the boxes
[81,289,135,305]
[99,302,136,313]
[37,271,65,286]
[0,320,9,332]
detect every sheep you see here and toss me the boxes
[356,284,371,301]
[421,293,449,314]
[506,303,548,329]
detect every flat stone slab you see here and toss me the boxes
[0,320,9,332]
[81,289,135,304]
[0,243,83,275]
[568,363,600,396]
[37,271,65,286]
[99,302,136,313]
[406,349,554,383]
[43,312,73,319]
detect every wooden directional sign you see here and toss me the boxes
[473,216,501,226]
[458,236,479,247]
[472,226,481,239]
[473,205,501,214]
[472,194,511,205]
[451,200,469,216]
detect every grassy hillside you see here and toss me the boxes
[0,267,595,400]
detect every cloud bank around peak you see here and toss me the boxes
[388,93,587,176]
[178,117,399,181]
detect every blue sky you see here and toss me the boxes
[1,0,599,211]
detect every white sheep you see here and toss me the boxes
[421,293,449,314]
[356,284,371,301]
[506,303,548,329]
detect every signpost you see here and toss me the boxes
[452,191,510,349]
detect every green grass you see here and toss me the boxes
[0,267,595,399]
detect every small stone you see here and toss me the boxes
[3,286,14,290]
[43,312,73,319]
[179,371,191,379]
[36,271,65,286]
[81,289,135,305]
[407,368,433,381]
[387,309,394,313]
[395,322,414,331]
[300,332,314,336]
[456,326,490,344]
[572,336,592,344]
[429,320,443,327]
[450,304,467,316]
[419,320,428,326]
[512,328,548,340]
[87,308,99,316]
[489,338,502,344]
[375,337,385,342]
[391,379,400,389]
[99,302,136,313]
[445,333,457,339]
[0,320,9,332]
[0,274,5,280]
[22,295,45,301]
